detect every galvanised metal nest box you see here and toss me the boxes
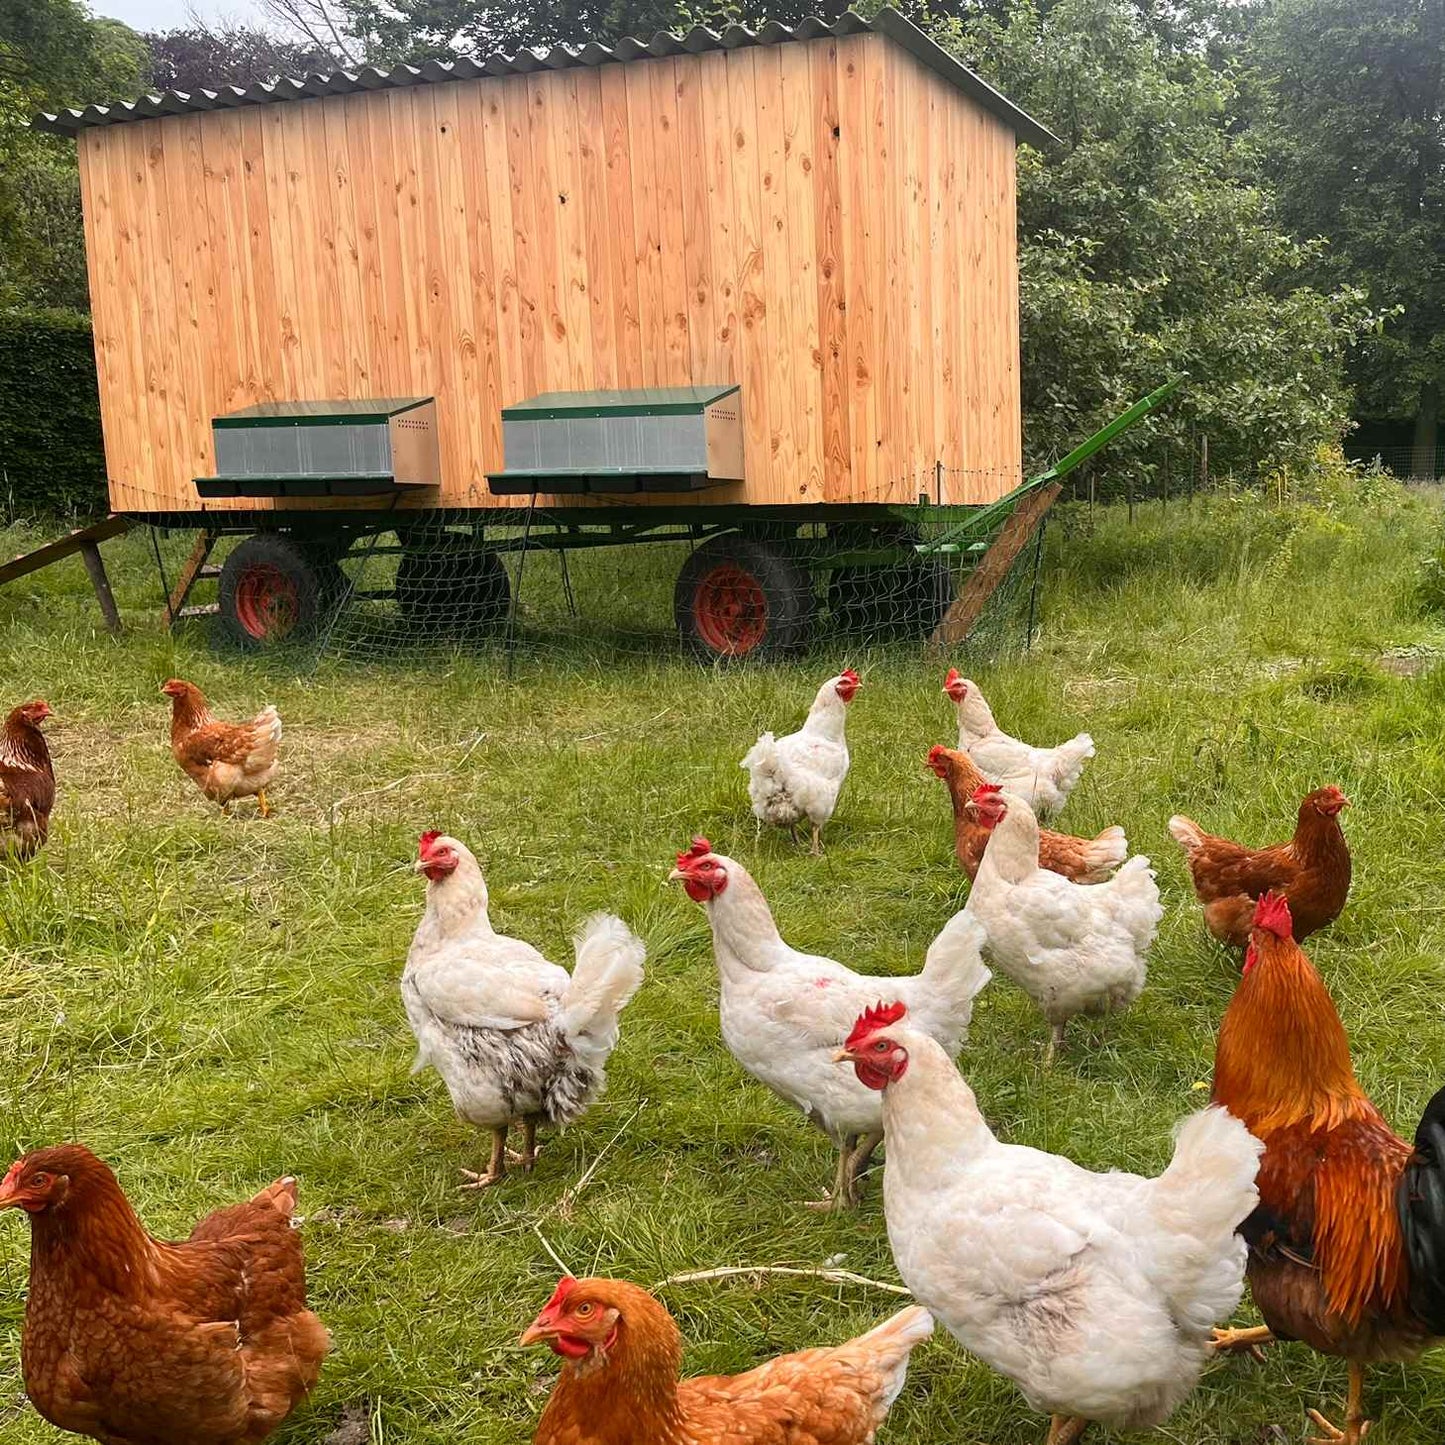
[199,399,440,498]
[491,387,743,494]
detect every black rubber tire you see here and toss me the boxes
[215,532,344,651]
[828,559,953,639]
[394,541,511,631]
[674,534,815,662]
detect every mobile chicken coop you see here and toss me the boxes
[35,8,1084,660]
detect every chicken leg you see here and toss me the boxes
[1043,1021,1067,1066]
[844,1129,883,1202]
[257,789,271,818]
[1046,1415,1089,1445]
[459,1127,509,1190]
[806,1134,859,1213]
[1307,1362,1371,1445]
[810,823,823,856]
[507,1116,542,1172]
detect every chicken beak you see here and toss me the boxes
[519,1318,554,1348]
[666,867,685,883]
[832,1048,853,1064]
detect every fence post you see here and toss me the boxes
[935,458,944,505]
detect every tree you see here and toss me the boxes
[145,26,336,93]
[1246,0,1445,472]
[931,0,1371,478]
[0,0,147,310]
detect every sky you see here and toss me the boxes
[91,0,277,32]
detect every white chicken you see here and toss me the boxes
[403,832,645,1189]
[741,669,859,854]
[963,785,1160,1059]
[944,669,1092,817]
[839,1001,1261,1445]
[668,838,989,1210]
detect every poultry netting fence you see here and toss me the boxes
[145,466,1049,674]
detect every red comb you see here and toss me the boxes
[418,830,443,857]
[675,837,713,870]
[945,668,961,686]
[846,1000,907,1050]
[926,744,951,776]
[841,668,860,684]
[1254,891,1294,940]
[540,1276,578,1315]
[969,782,1003,803]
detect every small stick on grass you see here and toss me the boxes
[655,1265,912,1297]
[533,1223,574,1278]
[541,1099,648,1219]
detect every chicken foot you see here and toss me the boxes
[459,1127,510,1190]
[257,789,271,818]
[1307,1362,1371,1445]
[1210,1324,1276,1362]
[1046,1415,1089,1445]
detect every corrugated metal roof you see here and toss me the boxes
[34,7,1057,149]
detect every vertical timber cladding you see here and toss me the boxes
[75,30,1024,516]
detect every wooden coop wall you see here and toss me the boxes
[77,32,1022,516]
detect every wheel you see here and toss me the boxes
[394,539,511,631]
[215,532,344,650]
[674,534,815,661]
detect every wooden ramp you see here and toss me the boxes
[929,481,1061,648]
[0,515,131,634]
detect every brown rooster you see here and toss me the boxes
[162,679,282,816]
[1211,893,1445,1443]
[1170,785,1351,948]
[522,1275,932,1445]
[0,698,55,859]
[928,746,1126,883]
[0,1144,329,1444]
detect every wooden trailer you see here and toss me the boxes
[37,7,1056,659]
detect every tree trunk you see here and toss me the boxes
[1412,381,1440,478]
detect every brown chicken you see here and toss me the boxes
[0,1144,330,1444]
[522,1275,932,1445]
[1169,785,1351,948]
[162,679,282,816]
[928,746,1126,883]
[1211,893,1445,1443]
[0,698,55,859]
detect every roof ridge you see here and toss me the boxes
[33,6,1056,149]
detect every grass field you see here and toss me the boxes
[3,477,1445,1443]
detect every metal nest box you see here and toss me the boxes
[489,386,744,495]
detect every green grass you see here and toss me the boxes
[3,480,1445,1443]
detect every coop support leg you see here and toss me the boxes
[79,540,121,635]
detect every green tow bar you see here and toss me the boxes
[917,376,1184,557]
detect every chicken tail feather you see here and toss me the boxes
[1149,1105,1262,1335]
[838,1305,933,1417]
[1168,814,1206,855]
[558,914,646,1067]
[1084,825,1129,879]
[909,910,990,1048]
[1399,1082,1445,1333]
[1050,732,1095,793]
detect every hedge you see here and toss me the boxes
[0,309,108,519]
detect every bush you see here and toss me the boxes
[0,309,108,519]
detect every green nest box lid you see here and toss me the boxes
[501,386,739,421]
[213,397,431,429]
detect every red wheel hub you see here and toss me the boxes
[693,562,768,656]
[233,563,300,641]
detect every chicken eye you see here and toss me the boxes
[573,1302,594,1318]
[872,1040,889,1053]
[28,1172,48,1187]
